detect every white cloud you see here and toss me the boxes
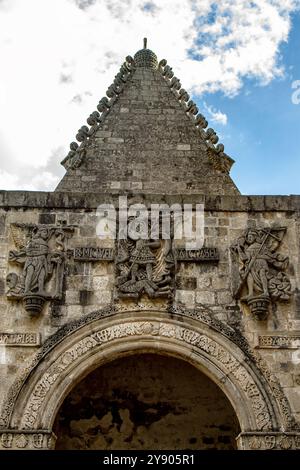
[203,103,227,125]
[0,0,299,190]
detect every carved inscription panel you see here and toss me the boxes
[0,333,40,347]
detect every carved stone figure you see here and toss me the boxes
[115,220,175,299]
[231,227,291,320]
[7,223,73,315]
[6,272,24,297]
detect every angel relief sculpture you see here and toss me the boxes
[115,219,175,299]
[6,223,73,315]
[230,227,291,320]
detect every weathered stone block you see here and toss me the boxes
[80,225,96,237]
[38,213,56,224]
[218,218,230,226]
[176,144,190,151]
[217,291,234,305]
[176,277,197,290]
[197,276,211,289]
[65,290,80,304]
[176,290,195,306]
[196,291,215,305]
[79,290,93,306]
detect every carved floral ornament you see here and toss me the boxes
[230,226,292,320]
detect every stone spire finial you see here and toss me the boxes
[134,38,158,69]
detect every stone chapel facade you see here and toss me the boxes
[0,42,299,450]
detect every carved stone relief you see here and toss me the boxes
[114,215,220,300]
[72,247,114,261]
[17,321,272,431]
[256,335,300,349]
[115,218,175,299]
[237,432,300,450]
[6,223,74,315]
[115,239,175,299]
[0,333,40,347]
[0,305,295,434]
[0,431,55,450]
[230,226,291,320]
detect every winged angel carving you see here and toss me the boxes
[115,222,175,299]
[6,223,72,315]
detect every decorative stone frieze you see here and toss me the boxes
[0,333,40,347]
[0,430,55,450]
[16,319,272,431]
[237,432,300,450]
[256,335,300,349]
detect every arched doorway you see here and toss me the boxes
[53,354,240,450]
[2,310,294,450]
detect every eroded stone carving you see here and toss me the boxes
[19,321,272,431]
[0,304,295,433]
[237,432,300,450]
[72,247,114,261]
[7,223,73,315]
[0,431,55,450]
[175,247,219,261]
[231,227,291,320]
[115,220,175,299]
[256,335,300,349]
[0,332,40,346]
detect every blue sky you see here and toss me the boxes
[202,11,300,194]
[0,0,299,195]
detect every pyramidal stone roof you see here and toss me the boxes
[56,40,239,195]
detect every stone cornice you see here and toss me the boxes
[0,191,299,211]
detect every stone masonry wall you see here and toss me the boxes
[0,191,299,431]
[56,67,239,195]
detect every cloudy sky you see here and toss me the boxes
[0,0,299,194]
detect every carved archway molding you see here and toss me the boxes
[0,305,299,450]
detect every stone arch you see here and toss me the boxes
[53,352,242,450]
[0,307,297,449]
